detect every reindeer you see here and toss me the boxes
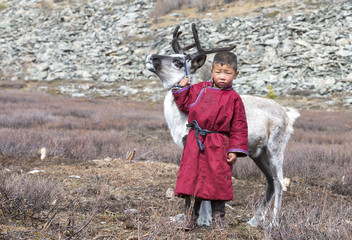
[146,23,300,227]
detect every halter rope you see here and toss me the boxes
[169,56,193,90]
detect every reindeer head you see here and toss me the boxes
[146,23,236,90]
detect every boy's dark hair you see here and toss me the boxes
[212,52,237,71]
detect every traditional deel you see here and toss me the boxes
[173,80,248,200]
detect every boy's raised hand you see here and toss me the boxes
[178,78,190,87]
[227,152,237,165]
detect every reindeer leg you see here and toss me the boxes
[270,152,284,226]
[248,150,275,227]
[253,148,285,227]
[197,200,212,226]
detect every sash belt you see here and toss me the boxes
[186,120,221,151]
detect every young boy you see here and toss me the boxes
[172,52,248,230]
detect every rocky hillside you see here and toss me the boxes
[0,0,351,106]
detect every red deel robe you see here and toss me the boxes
[173,81,248,200]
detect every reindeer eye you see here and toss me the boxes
[173,59,184,69]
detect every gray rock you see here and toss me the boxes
[343,73,352,82]
[310,76,336,89]
[325,100,336,106]
[343,97,352,105]
[264,36,280,48]
[337,49,352,57]
[117,86,139,95]
[47,71,69,81]
[74,70,93,80]
[0,0,350,102]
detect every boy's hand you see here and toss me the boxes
[227,152,237,165]
[178,78,190,87]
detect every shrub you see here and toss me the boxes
[0,169,107,239]
[266,83,277,99]
[190,0,212,12]
[284,110,352,195]
[0,89,177,163]
[0,170,62,225]
[150,0,184,21]
[151,0,237,20]
[261,194,352,239]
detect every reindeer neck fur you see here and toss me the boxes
[163,90,189,148]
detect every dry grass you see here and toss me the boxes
[0,89,177,164]
[285,110,352,195]
[150,0,239,22]
[148,0,296,29]
[260,193,351,239]
[0,170,62,224]
[0,89,351,239]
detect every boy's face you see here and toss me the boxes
[211,63,239,89]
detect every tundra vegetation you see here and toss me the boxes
[0,89,351,239]
[151,0,226,16]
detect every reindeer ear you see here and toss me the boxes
[190,54,207,73]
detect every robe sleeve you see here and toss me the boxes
[227,96,248,157]
[172,85,196,114]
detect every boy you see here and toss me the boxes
[172,52,248,230]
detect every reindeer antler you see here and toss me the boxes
[191,23,236,54]
[172,23,236,57]
[171,26,183,54]
[172,26,196,54]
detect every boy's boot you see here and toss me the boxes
[211,200,226,230]
[178,197,201,231]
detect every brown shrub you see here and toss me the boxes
[150,0,184,21]
[284,110,352,195]
[0,170,62,225]
[150,0,238,20]
[261,194,352,239]
[0,90,179,164]
[233,156,262,180]
[0,169,108,239]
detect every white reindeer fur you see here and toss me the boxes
[164,91,189,147]
[146,53,300,227]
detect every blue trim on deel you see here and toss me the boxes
[189,88,205,109]
[173,85,190,94]
[227,149,249,155]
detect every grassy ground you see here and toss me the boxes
[0,89,351,239]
